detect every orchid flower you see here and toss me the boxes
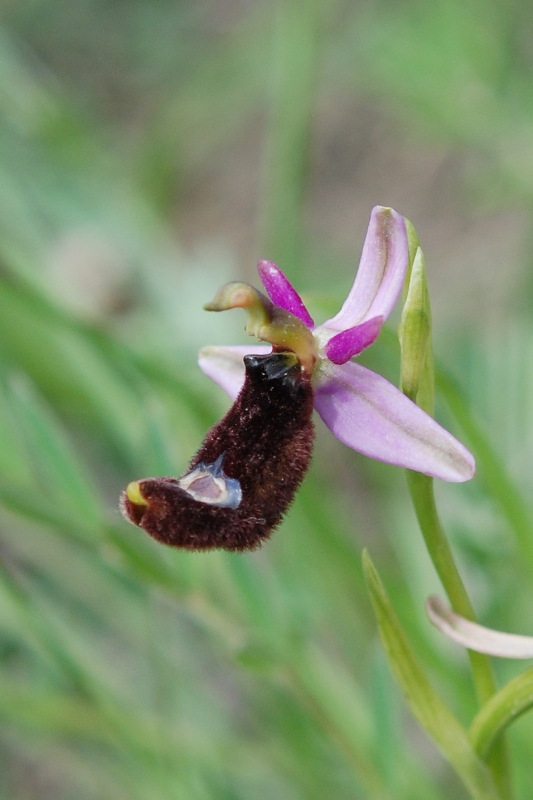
[120,206,474,551]
[199,206,474,483]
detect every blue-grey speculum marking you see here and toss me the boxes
[178,453,242,509]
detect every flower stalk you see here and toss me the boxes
[400,222,512,799]
[406,471,498,704]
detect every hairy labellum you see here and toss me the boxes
[120,352,315,551]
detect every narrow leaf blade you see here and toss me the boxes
[362,550,498,800]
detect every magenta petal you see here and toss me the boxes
[325,316,383,364]
[257,259,314,328]
[321,207,408,332]
[198,345,271,400]
[314,362,475,481]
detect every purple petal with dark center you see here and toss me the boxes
[314,362,475,481]
[257,259,314,328]
[325,316,383,364]
[198,345,271,400]
[320,207,408,333]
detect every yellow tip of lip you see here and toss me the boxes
[126,481,148,506]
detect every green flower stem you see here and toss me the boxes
[406,472,492,700]
[469,667,533,760]
[406,471,512,799]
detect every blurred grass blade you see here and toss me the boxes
[0,481,97,542]
[7,373,102,525]
[0,278,145,464]
[105,524,181,591]
[0,559,102,698]
[0,372,33,484]
[261,0,322,273]
[437,369,533,574]
[362,549,499,800]
[286,643,388,799]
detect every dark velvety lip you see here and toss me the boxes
[119,352,315,551]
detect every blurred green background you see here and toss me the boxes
[1,1,533,797]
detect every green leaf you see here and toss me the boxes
[362,550,499,800]
[470,667,533,760]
